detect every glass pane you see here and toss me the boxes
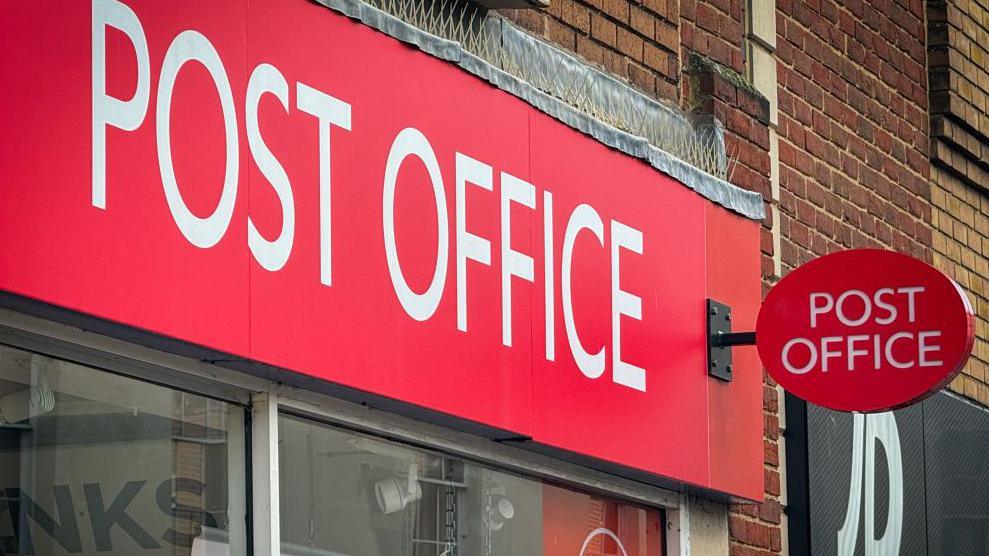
[541,484,664,556]
[0,345,247,556]
[278,413,664,556]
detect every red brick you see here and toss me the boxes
[764,439,779,466]
[655,22,678,53]
[758,499,783,524]
[575,35,605,67]
[628,62,656,95]
[591,13,618,47]
[545,19,576,51]
[629,6,655,38]
[616,27,644,59]
[560,0,590,33]
[601,0,630,22]
[642,43,671,74]
[748,521,772,548]
[495,4,923,556]
[729,515,749,543]
[765,469,781,496]
[642,0,672,19]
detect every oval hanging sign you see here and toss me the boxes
[756,249,974,412]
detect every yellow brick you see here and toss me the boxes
[949,194,963,215]
[950,375,967,394]
[962,203,977,226]
[975,255,989,275]
[975,215,989,236]
[965,376,980,399]
[965,359,985,383]
[973,276,987,297]
[963,246,978,269]
[933,187,948,207]
[934,231,949,254]
[979,383,989,405]
[949,240,962,262]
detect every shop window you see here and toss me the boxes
[0,344,247,555]
[279,413,665,556]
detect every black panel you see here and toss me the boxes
[798,391,989,555]
[806,402,927,555]
[784,393,811,555]
[924,393,989,555]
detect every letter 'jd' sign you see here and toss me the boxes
[756,249,974,413]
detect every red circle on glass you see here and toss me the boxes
[756,249,974,412]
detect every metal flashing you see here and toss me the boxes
[312,0,766,220]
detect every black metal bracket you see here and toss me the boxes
[707,299,756,382]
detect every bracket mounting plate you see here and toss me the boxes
[707,298,733,381]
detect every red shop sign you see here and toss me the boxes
[0,0,764,498]
[756,249,974,413]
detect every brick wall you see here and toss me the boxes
[929,0,989,406]
[501,0,751,104]
[687,54,781,556]
[501,0,781,552]
[775,0,930,269]
[730,0,932,552]
[504,0,933,553]
[932,170,989,404]
[501,0,682,100]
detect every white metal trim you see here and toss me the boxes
[252,387,281,556]
[666,493,690,556]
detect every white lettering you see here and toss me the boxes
[897,286,924,323]
[92,0,150,209]
[846,334,870,370]
[297,82,352,285]
[246,63,294,271]
[500,173,535,347]
[563,204,605,379]
[836,290,870,327]
[810,292,834,328]
[821,336,842,372]
[382,128,448,322]
[918,330,943,367]
[544,190,555,361]
[782,337,817,375]
[873,288,897,325]
[157,31,238,249]
[884,332,914,369]
[455,153,493,333]
[611,220,645,391]
[838,413,903,556]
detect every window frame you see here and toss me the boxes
[0,314,253,556]
[0,307,686,556]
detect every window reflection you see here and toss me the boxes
[278,413,664,556]
[0,345,246,556]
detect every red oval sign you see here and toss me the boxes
[756,249,974,412]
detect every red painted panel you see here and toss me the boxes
[0,1,252,355]
[706,204,764,501]
[244,0,535,432]
[528,110,710,488]
[0,0,763,498]
[757,249,974,413]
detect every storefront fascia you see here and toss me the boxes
[0,306,688,555]
[0,1,766,554]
